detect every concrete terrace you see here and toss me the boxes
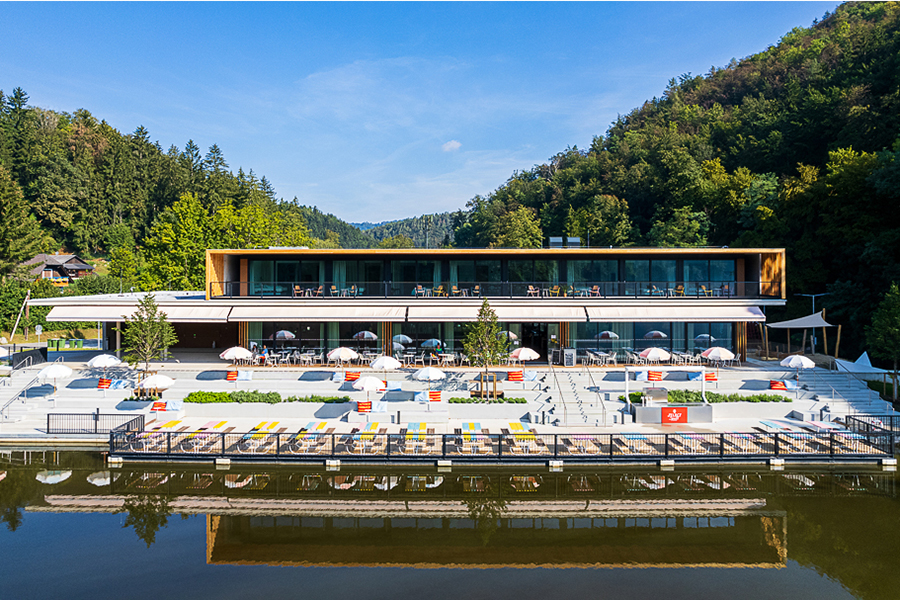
[1,349,894,441]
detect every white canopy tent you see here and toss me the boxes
[764,311,838,357]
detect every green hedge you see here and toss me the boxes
[449,397,528,404]
[284,395,352,404]
[183,391,352,404]
[617,390,791,403]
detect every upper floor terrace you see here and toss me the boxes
[206,247,786,301]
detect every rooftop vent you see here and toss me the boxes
[566,237,581,248]
[549,237,563,249]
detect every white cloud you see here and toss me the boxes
[441,140,462,152]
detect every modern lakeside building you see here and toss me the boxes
[31,246,786,363]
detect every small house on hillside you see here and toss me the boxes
[22,253,94,286]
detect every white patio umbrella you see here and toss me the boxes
[640,347,671,362]
[392,341,406,353]
[781,355,815,370]
[353,375,387,402]
[421,338,443,348]
[87,471,112,487]
[644,330,668,339]
[497,330,519,340]
[0,347,9,358]
[702,347,735,362]
[511,347,540,374]
[596,331,619,340]
[87,354,121,369]
[138,374,175,390]
[36,470,72,485]
[328,347,359,374]
[392,334,413,344]
[353,331,378,341]
[38,363,73,393]
[415,366,445,391]
[694,334,717,343]
[370,355,402,374]
[219,346,252,362]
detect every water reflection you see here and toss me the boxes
[1,451,899,599]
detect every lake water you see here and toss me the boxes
[1,451,897,600]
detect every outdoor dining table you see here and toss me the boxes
[439,353,456,367]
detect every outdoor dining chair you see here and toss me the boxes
[527,285,540,297]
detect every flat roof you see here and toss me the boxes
[207,247,785,257]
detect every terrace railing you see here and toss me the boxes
[109,430,894,461]
[209,280,782,300]
[48,412,145,435]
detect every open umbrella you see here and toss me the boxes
[392,341,406,353]
[36,470,72,485]
[370,355,401,374]
[694,334,716,343]
[421,339,442,348]
[138,374,175,390]
[644,330,668,339]
[595,331,619,340]
[87,354,121,369]
[328,347,359,374]
[640,347,671,362]
[38,363,73,394]
[353,331,378,341]
[701,347,735,362]
[0,347,9,358]
[219,346,252,362]
[353,376,387,403]
[87,471,112,487]
[271,330,296,340]
[781,355,815,370]
[511,347,540,374]
[497,330,519,341]
[415,366,445,391]
[392,334,413,344]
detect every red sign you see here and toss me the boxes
[226,371,238,381]
[151,402,167,412]
[648,371,663,381]
[662,407,688,424]
[357,400,372,413]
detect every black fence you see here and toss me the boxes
[48,413,145,435]
[109,430,894,462]
[847,414,900,434]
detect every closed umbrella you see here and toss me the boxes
[644,330,668,339]
[353,375,387,403]
[392,334,413,344]
[415,366,445,391]
[640,347,671,362]
[596,331,619,340]
[38,363,73,394]
[353,331,378,341]
[138,374,175,390]
[36,470,72,485]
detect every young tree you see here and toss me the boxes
[492,206,542,248]
[463,299,508,397]
[867,282,900,401]
[122,294,178,373]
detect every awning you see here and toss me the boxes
[766,311,833,329]
[407,306,480,322]
[585,306,765,322]
[45,305,231,322]
[493,305,587,322]
[229,305,406,322]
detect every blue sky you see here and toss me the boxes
[1,2,839,222]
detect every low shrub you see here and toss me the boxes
[284,395,352,403]
[448,396,528,404]
[184,390,281,404]
[617,390,791,403]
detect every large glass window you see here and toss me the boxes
[651,260,676,284]
[534,260,559,283]
[508,260,532,282]
[624,260,650,295]
[248,260,274,295]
